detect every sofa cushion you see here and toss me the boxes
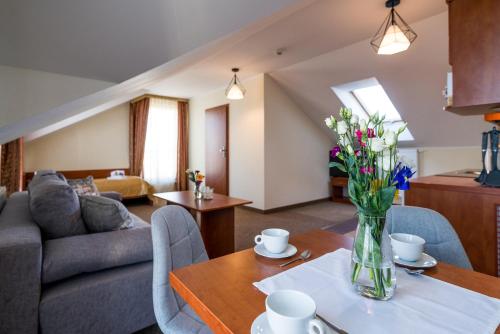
[68,176,100,196]
[40,262,155,334]
[42,214,152,284]
[29,173,87,239]
[80,195,133,233]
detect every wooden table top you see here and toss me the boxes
[153,191,252,212]
[170,230,500,334]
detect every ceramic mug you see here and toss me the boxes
[255,228,289,254]
[390,233,425,262]
[265,290,326,334]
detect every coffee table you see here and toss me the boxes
[154,191,251,258]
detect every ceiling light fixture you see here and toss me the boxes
[370,0,417,55]
[225,68,246,100]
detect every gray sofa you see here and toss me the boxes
[0,191,156,334]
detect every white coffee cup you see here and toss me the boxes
[255,228,289,254]
[265,290,326,334]
[390,233,425,262]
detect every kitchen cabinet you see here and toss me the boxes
[405,175,499,277]
[446,0,500,115]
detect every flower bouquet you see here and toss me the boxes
[186,169,205,199]
[325,107,414,300]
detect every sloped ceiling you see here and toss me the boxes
[3,0,483,148]
[269,12,490,147]
[0,0,305,82]
[148,0,446,98]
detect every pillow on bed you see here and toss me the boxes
[79,195,134,233]
[68,176,100,196]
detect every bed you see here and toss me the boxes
[93,176,154,200]
[24,169,155,200]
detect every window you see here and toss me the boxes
[332,77,414,141]
[143,98,178,192]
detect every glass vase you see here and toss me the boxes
[350,213,396,300]
[193,185,203,199]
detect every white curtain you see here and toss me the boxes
[143,98,178,192]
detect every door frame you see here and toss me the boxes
[205,104,229,195]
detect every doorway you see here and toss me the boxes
[205,104,229,195]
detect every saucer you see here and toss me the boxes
[251,312,338,334]
[251,312,271,334]
[394,252,437,269]
[254,244,297,259]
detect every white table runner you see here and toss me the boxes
[254,249,500,334]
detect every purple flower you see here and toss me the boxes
[367,128,375,138]
[330,146,341,158]
[360,166,374,174]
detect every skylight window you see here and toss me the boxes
[352,85,401,121]
[331,77,414,141]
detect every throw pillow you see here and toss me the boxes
[68,176,100,196]
[80,195,134,233]
[29,174,87,239]
[0,186,6,213]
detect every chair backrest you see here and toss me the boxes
[151,205,208,331]
[386,205,472,270]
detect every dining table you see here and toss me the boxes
[170,230,500,334]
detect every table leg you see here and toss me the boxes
[199,207,235,259]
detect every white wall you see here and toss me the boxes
[24,104,129,172]
[417,146,481,176]
[189,75,266,209]
[189,74,332,210]
[0,65,113,129]
[264,75,331,209]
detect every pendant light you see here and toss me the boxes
[225,68,246,100]
[370,0,417,55]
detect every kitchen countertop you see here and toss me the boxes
[410,175,500,196]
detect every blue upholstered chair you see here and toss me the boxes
[151,206,213,334]
[386,205,472,270]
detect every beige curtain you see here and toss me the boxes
[1,138,24,195]
[129,98,150,177]
[176,101,189,191]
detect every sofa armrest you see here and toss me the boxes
[0,192,42,334]
[100,191,123,202]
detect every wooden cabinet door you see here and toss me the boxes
[448,0,500,108]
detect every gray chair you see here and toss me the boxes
[151,205,213,334]
[386,205,472,270]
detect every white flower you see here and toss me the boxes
[339,136,349,147]
[369,137,385,153]
[324,117,334,129]
[350,114,359,125]
[378,150,394,171]
[346,145,354,155]
[359,119,367,132]
[336,121,348,135]
[397,122,407,135]
[383,130,397,147]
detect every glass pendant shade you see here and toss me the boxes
[225,69,246,100]
[378,24,411,55]
[370,4,417,55]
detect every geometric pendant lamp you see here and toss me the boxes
[370,0,417,55]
